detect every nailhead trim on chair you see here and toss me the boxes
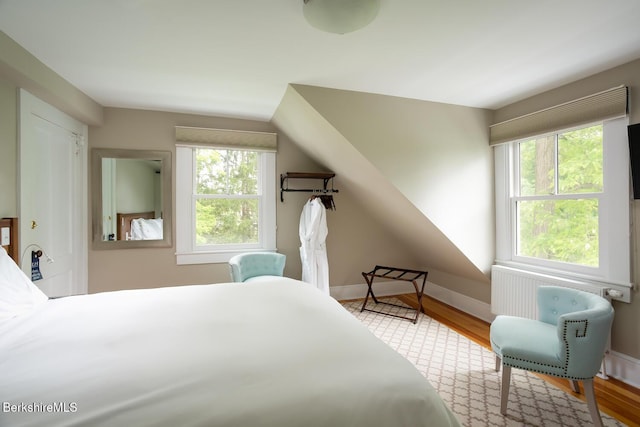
[503,357,563,374]
[566,319,589,338]
[561,318,589,377]
[502,318,591,380]
[502,358,590,380]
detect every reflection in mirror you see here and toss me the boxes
[92,149,172,250]
[102,158,162,241]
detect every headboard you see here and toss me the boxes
[116,211,155,241]
[0,217,19,262]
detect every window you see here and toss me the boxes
[495,118,630,285]
[175,127,276,265]
[515,125,602,267]
[194,148,260,247]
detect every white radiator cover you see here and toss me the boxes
[491,265,609,319]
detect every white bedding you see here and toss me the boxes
[1,275,460,427]
[129,217,163,240]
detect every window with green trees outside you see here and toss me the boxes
[175,142,276,265]
[495,114,630,288]
[515,125,602,267]
[194,148,259,247]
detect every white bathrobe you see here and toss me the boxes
[299,198,329,294]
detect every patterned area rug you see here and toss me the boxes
[341,298,626,427]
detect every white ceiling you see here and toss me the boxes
[2,0,640,121]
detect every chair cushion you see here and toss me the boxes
[490,315,565,376]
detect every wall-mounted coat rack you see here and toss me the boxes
[280,172,339,202]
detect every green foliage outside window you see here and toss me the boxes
[194,148,259,245]
[516,125,602,267]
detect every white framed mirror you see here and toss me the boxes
[92,149,172,249]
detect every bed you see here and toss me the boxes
[116,211,163,241]
[0,246,460,427]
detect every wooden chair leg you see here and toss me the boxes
[570,379,580,393]
[495,355,501,372]
[583,378,603,427]
[500,365,511,415]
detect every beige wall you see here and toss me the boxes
[88,108,418,292]
[274,85,493,308]
[0,79,17,218]
[494,58,640,359]
[88,108,274,292]
[290,85,494,277]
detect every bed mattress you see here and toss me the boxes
[0,277,459,427]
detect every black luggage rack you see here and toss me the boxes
[360,265,428,324]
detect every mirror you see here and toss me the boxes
[92,149,172,249]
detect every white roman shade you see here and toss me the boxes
[489,86,628,146]
[175,126,277,151]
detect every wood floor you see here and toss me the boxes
[393,293,640,427]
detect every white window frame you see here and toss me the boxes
[494,117,632,288]
[175,145,276,264]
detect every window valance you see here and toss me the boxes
[175,126,277,152]
[489,86,628,146]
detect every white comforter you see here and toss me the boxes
[0,278,460,427]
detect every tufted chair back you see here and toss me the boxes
[537,286,614,379]
[228,252,286,282]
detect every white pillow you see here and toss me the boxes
[0,246,49,323]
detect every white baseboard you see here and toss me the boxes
[332,280,640,387]
[330,280,414,301]
[424,282,495,323]
[331,280,494,322]
[606,350,640,388]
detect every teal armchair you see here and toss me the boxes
[490,285,614,426]
[228,252,286,283]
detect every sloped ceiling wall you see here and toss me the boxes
[272,84,494,287]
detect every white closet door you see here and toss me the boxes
[19,90,87,297]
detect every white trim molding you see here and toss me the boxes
[331,280,494,323]
[606,350,640,389]
[330,280,415,301]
